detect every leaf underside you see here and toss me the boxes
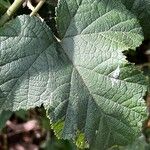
[0,0,148,149]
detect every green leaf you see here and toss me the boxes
[0,0,10,8]
[47,0,58,6]
[0,110,12,130]
[0,15,56,110]
[0,0,11,15]
[121,0,150,39]
[15,109,27,120]
[0,0,148,149]
[52,0,147,149]
[110,136,150,150]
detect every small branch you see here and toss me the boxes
[0,0,24,27]
[30,0,45,16]
[27,0,43,20]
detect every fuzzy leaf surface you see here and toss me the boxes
[51,0,147,149]
[0,0,148,149]
[121,0,150,38]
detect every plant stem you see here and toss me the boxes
[27,0,42,20]
[0,0,24,27]
[30,0,45,16]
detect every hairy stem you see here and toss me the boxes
[0,0,24,27]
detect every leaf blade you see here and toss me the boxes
[0,0,148,149]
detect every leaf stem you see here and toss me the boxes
[30,0,45,16]
[27,0,43,20]
[0,0,24,27]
